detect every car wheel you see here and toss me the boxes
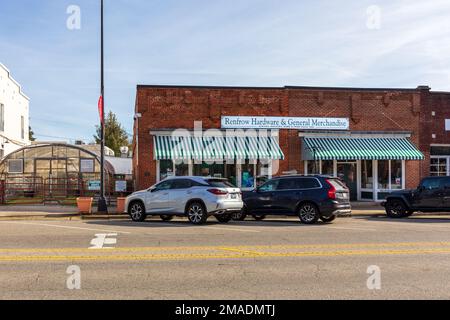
[232,207,247,221]
[252,214,266,221]
[160,215,174,222]
[320,215,337,223]
[215,214,232,223]
[405,210,415,217]
[129,201,146,222]
[187,202,208,225]
[386,199,408,218]
[298,203,320,224]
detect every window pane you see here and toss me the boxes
[377,161,389,190]
[321,160,334,176]
[431,146,450,156]
[259,180,279,192]
[171,179,191,189]
[296,178,321,189]
[307,161,320,175]
[361,160,373,189]
[391,160,403,189]
[430,158,447,176]
[159,160,173,181]
[175,162,189,176]
[241,160,255,188]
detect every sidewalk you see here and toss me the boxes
[0,204,124,219]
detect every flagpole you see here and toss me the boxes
[97,0,108,213]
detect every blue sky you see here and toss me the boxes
[1,0,450,143]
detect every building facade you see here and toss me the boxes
[0,63,30,158]
[133,85,448,202]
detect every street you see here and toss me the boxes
[1,215,450,299]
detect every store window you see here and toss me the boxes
[361,160,373,189]
[307,161,320,175]
[391,160,403,190]
[241,160,256,189]
[193,162,225,178]
[175,162,189,176]
[321,160,334,176]
[159,160,174,181]
[377,160,390,190]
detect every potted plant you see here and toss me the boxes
[76,197,93,214]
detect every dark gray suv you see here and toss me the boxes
[234,175,352,224]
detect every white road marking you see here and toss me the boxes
[200,226,261,233]
[0,221,131,234]
[89,234,118,249]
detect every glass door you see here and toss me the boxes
[337,162,358,201]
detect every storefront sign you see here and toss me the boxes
[115,180,127,193]
[221,116,350,130]
[88,180,101,191]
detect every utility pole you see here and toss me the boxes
[97,0,108,213]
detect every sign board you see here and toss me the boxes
[115,180,127,193]
[446,119,450,131]
[80,159,95,173]
[221,116,350,131]
[88,180,101,191]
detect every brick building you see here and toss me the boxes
[133,85,450,202]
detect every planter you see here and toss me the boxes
[76,197,93,214]
[116,197,127,214]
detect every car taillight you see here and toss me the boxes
[325,179,336,200]
[207,189,228,196]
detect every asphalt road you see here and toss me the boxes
[1,215,450,300]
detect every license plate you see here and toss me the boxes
[230,194,237,199]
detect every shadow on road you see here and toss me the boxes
[359,215,450,224]
[84,217,336,229]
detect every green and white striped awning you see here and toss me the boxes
[154,135,284,161]
[302,137,424,161]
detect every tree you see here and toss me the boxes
[94,111,130,156]
[29,126,36,142]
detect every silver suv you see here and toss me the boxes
[125,177,244,225]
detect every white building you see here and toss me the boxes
[0,63,30,158]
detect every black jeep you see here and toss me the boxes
[382,176,450,218]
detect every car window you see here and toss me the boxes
[421,178,441,190]
[295,178,321,189]
[171,179,192,190]
[154,180,172,191]
[440,178,450,189]
[278,179,297,190]
[206,179,235,188]
[258,179,279,192]
[327,179,348,191]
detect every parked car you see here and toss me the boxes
[125,177,244,225]
[382,176,450,218]
[233,175,352,224]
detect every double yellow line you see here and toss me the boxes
[1,242,450,262]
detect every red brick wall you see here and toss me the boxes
[134,85,431,190]
[419,91,450,178]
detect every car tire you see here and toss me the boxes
[232,208,247,221]
[215,214,232,223]
[160,215,174,222]
[187,202,208,225]
[405,210,415,217]
[320,215,337,223]
[129,201,147,222]
[298,203,320,224]
[252,214,266,221]
[386,199,408,219]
